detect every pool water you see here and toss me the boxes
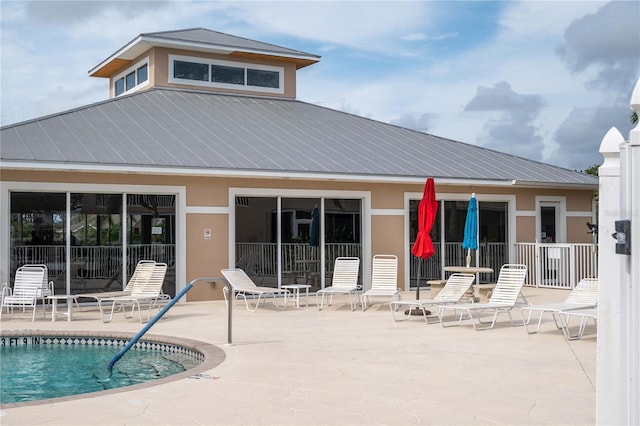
[1,343,201,404]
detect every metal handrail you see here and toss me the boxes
[107,276,228,372]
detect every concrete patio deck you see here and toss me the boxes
[0,287,596,425]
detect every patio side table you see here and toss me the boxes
[282,284,311,308]
[47,294,79,322]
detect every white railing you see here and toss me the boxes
[11,244,175,280]
[410,242,507,283]
[514,242,597,289]
[236,241,596,289]
[236,242,361,280]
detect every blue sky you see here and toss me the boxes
[1,1,638,170]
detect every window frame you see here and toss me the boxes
[168,54,285,95]
[112,57,150,97]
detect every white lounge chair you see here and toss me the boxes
[362,254,400,311]
[520,277,598,334]
[558,307,598,340]
[98,262,167,322]
[81,260,156,304]
[389,273,475,323]
[221,268,289,312]
[438,264,529,330]
[0,265,48,321]
[316,257,360,310]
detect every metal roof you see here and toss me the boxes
[89,28,320,77]
[0,88,598,188]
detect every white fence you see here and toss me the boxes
[514,243,597,289]
[11,244,176,280]
[236,241,595,289]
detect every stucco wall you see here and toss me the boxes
[1,169,596,299]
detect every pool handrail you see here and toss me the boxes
[108,277,228,373]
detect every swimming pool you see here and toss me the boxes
[0,331,225,407]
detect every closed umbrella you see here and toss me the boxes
[309,205,319,247]
[462,193,478,268]
[411,178,438,300]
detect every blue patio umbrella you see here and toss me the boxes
[309,205,320,247]
[462,193,478,268]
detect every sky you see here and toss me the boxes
[1,1,639,171]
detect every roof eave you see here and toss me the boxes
[0,161,595,189]
[88,35,320,78]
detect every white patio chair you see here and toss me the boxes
[221,268,289,312]
[316,257,360,310]
[98,262,167,323]
[0,265,48,321]
[558,307,598,340]
[389,273,475,323]
[82,260,156,305]
[438,264,529,331]
[362,254,400,311]
[520,277,598,334]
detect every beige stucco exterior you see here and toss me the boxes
[1,169,596,301]
[107,47,298,99]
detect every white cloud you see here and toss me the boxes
[1,0,637,172]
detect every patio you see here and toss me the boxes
[0,287,596,425]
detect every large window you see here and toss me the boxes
[212,64,244,85]
[409,198,509,285]
[169,54,284,94]
[174,60,209,81]
[235,195,362,290]
[246,68,279,88]
[9,191,175,297]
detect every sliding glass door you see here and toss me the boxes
[234,195,362,290]
[9,191,176,296]
[409,198,508,285]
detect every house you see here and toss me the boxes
[0,28,598,301]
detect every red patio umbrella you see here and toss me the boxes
[411,178,438,300]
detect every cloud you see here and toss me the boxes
[463,82,546,160]
[556,0,640,92]
[550,1,640,169]
[217,1,435,53]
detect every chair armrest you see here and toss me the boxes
[1,283,11,297]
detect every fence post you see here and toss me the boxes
[596,77,640,425]
[624,79,640,426]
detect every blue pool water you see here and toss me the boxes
[1,341,202,404]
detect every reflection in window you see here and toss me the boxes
[137,64,148,84]
[212,64,245,85]
[174,60,209,81]
[9,191,176,297]
[115,78,125,96]
[247,68,279,88]
[125,71,136,91]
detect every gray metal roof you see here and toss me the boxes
[143,28,320,59]
[0,88,598,187]
[89,28,320,76]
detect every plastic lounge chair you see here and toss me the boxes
[0,265,48,321]
[362,254,400,311]
[81,260,156,304]
[558,307,598,340]
[316,257,360,310]
[520,277,598,334]
[221,268,289,312]
[438,264,529,331]
[389,273,476,323]
[98,262,167,323]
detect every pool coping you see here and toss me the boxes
[0,330,226,409]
